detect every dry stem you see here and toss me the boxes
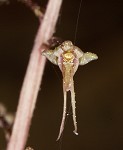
[7,0,63,149]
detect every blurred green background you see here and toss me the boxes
[0,0,123,149]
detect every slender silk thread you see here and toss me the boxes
[74,0,83,44]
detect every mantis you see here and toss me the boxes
[42,41,98,140]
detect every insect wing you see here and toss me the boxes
[42,50,58,65]
[79,52,98,65]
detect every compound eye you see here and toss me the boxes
[66,41,72,45]
[61,41,73,51]
[64,41,73,47]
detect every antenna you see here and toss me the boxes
[74,0,83,44]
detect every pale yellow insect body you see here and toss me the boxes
[42,41,98,140]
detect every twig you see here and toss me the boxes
[0,0,9,5]
[19,0,44,20]
[7,0,63,150]
[25,147,34,150]
[0,103,14,142]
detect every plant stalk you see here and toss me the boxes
[7,0,63,149]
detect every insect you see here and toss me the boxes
[42,40,98,140]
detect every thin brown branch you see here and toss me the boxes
[25,147,34,150]
[0,103,14,142]
[0,0,9,5]
[19,0,44,20]
[7,0,63,150]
